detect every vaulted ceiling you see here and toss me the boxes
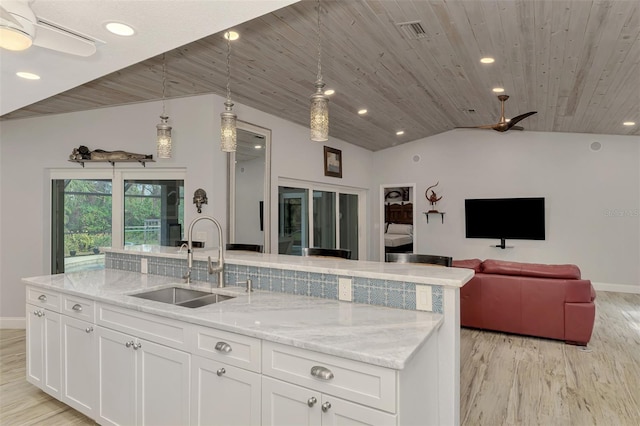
[2,0,639,151]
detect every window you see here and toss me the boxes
[51,169,185,273]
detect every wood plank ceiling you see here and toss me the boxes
[2,0,639,151]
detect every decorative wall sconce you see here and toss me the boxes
[193,188,208,213]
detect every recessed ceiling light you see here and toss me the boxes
[396,130,405,136]
[324,89,335,96]
[492,87,505,93]
[105,22,135,36]
[16,71,40,80]
[480,57,495,64]
[224,31,239,41]
[358,109,367,115]
[623,121,636,126]
[254,145,263,149]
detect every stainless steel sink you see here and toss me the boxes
[131,287,235,308]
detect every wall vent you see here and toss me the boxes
[396,21,427,40]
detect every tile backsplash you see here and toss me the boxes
[105,252,443,313]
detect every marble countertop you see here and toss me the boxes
[106,246,474,288]
[23,269,443,370]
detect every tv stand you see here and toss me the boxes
[492,238,514,249]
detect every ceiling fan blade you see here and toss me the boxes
[456,124,498,130]
[33,20,96,57]
[507,111,537,129]
[510,125,525,131]
[0,5,24,28]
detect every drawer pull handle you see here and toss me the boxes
[307,397,317,407]
[72,304,83,312]
[215,341,232,353]
[310,366,334,381]
[85,327,94,333]
[133,342,142,350]
[321,401,332,412]
[38,294,47,302]
[125,341,134,348]
[216,368,226,376]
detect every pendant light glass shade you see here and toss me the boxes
[220,31,237,152]
[310,0,328,141]
[156,53,172,158]
[220,100,237,152]
[310,80,329,141]
[156,116,172,158]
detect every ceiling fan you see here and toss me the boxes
[0,0,96,56]
[459,95,537,132]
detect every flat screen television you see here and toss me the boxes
[465,197,545,248]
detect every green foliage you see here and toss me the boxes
[60,179,183,254]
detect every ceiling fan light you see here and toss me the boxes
[0,26,33,51]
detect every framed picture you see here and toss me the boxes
[324,146,342,178]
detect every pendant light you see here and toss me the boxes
[156,53,172,159]
[220,31,237,152]
[310,0,328,142]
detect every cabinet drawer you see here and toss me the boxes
[192,326,261,372]
[62,294,95,322]
[26,287,60,311]
[262,341,397,413]
[96,303,189,350]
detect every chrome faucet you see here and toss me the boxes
[185,216,225,288]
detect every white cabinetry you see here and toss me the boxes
[190,325,262,426]
[26,303,61,397]
[60,294,97,418]
[191,355,261,425]
[25,287,62,398]
[262,341,397,425]
[95,304,191,426]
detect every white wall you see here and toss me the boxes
[371,129,640,292]
[235,156,265,245]
[0,93,373,321]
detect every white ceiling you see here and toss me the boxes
[0,0,298,115]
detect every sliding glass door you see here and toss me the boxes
[278,181,364,259]
[51,170,185,274]
[51,179,113,273]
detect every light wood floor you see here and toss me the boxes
[1,291,638,425]
[461,291,640,426]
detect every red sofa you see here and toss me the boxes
[453,259,596,345]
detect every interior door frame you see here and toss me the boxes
[379,183,417,261]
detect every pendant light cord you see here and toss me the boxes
[316,0,322,82]
[161,53,167,117]
[226,34,232,102]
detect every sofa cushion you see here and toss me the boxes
[481,259,581,280]
[452,258,483,273]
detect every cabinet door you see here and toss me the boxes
[61,315,97,418]
[26,304,44,388]
[262,376,321,426]
[191,355,261,426]
[321,395,396,426]
[26,304,61,397]
[138,338,190,426]
[97,326,137,426]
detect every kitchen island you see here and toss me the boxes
[24,248,473,425]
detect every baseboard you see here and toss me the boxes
[0,317,26,329]
[592,282,640,294]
